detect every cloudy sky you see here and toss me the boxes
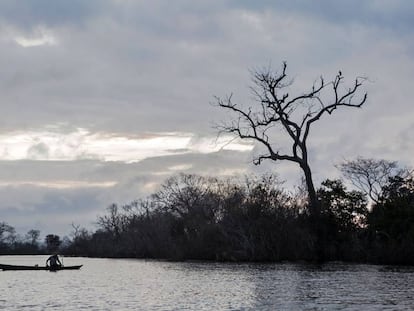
[1,0,413,237]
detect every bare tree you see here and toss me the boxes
[26,229,41,246]
[152,173,220,220]
[338,157,410,203]
[97,204,125,238]
[0,222,16,246]
[216,62,367,216]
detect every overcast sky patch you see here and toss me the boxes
[0,0,413,236]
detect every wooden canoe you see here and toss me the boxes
[0,263,83,271]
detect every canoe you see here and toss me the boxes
[0,264,83,271]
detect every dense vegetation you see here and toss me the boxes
[2,166,413,265]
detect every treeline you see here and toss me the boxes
[1,162,413,265]
[0,223,63,255]
[63,166,413,265]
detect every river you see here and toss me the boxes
[0,256,413,310]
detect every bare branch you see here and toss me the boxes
[337,157,403,203]
[215,62,368,213]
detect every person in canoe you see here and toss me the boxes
[46,254,62,269]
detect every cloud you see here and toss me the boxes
[230,0,414,34]
[14,34,56,47]
[0,147,254,236]
[0,1,413,236]
[27,142,50,159]
[13,26,58,47]
[0,180,117,189]
[0,0,106,29]
[0,126,253,162]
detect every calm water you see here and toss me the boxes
[0,256,413,310]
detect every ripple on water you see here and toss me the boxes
[0,256,413,310]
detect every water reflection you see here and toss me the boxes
[244,263,414,310]
[0,256,413,310]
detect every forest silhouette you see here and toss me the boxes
[1,165,413,265]
[1,64,413,265]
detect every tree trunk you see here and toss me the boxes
[300,162,325,261]
[300,162,319,216]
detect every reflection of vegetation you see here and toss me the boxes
[1,161,413,265]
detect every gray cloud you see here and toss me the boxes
[0,1,413,236]
[27,142,50,159]
[0,149,252,235]
[231,0,414,33]
[0,0,106,29]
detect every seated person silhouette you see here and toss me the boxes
[46,254,62,269]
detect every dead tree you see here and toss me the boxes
[338,157,410,204]
[216,62,367,217]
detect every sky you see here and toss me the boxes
[0,0,413,237]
